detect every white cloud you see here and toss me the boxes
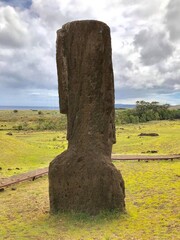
[165,0,180,41]
[134,28,174,66]
[31,0,70,30]
[0,6,30,48]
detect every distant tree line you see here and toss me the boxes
[115,101,180,124]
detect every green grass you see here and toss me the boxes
[0,161,179,239]
[0,109,66,131]
[0,110,180,239]
[0,109,179,177]
[0,130,67,177]
[113,120,180,154]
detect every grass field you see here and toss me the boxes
[0,161,179,240]
[0,110,67,177]
[0,110,180,177]
[114,120,180,154]
[0,110,180,239]
[0,130,67,177]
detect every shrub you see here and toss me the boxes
[115,101,180,124]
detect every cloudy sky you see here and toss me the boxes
[0,0,180,107]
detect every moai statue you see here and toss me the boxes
[49,20,125,215]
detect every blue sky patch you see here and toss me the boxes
[1,0,32,9]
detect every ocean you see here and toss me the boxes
[0,104,135,110]
[0,106,59,110]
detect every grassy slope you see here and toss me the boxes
[0,110,67,177]
[0,131,67,177]
[0,161,179,240]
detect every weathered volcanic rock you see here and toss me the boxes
[138,133,159,137]
[49,20,125,215]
